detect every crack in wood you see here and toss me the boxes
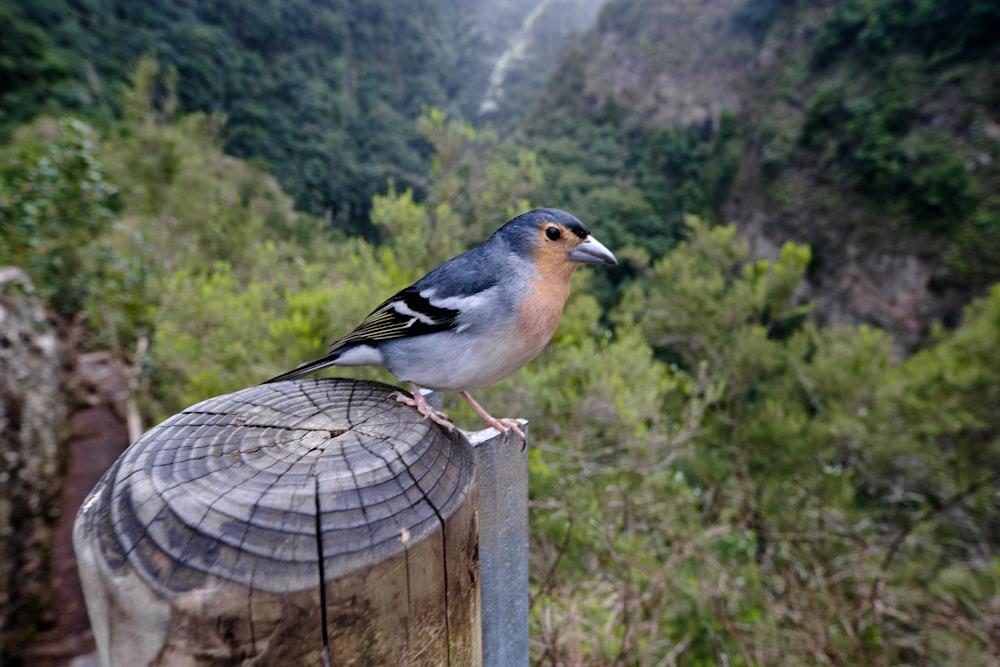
[313,474,331,662]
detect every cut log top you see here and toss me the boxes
[77,378,475,596]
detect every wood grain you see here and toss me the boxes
[74,378,480,666]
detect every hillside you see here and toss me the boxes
[522,0,1000,347]
[1,0,601,235]
[6,0,996,339]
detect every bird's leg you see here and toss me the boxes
[459,391,527,448]
[394,383,456,432]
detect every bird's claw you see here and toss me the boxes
[455,391,527,450]
[484,416,527,450]
[393,391,456,432]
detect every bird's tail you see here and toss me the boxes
[263,351,343,384]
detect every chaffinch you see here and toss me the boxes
[265,208,617,443]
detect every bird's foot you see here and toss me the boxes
[393,389,456,432]
[458,391,527,449]
[481,415,527,450]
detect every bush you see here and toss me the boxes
[0,117,150,349]
[801,84,976,232]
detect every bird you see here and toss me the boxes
[264,208,617,443]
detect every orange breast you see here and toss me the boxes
[512,274,572,363]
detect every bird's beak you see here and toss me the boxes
[570,235,618,265]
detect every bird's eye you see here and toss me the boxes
[545,226,562,241]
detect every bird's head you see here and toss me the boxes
[498,209,617,280]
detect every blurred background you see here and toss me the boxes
[1,0,999,664]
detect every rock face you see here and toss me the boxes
[582,0,753,126]
[569,0,977,351]
[0,267,67,660]
[734,202,963,354]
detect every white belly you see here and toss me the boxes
[379,326,542,392]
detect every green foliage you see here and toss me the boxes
[868,285,1000,531]
[642,221,826,494]
[0,118,117,308]
[0,2,72,137]
[150,241,400,415]
[104,64,321,275]
[2,0,587,235]
[813,0,1000,68]
[801,83,976,231]
[0,59,346,409]
[639,113,742,236]
[944,205,1000,286]
[418,108,543,236]
[521,220,1000,665]
[0,0,417,230]
[505,290,734,663]
[370,108,543,272]
[852,286,1000,663]
[0,117,147,345]
[525,91,670,261]
[739,0,1000,289]
[519,218,999,664]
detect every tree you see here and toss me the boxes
[0,117,125,322]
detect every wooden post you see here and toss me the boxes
[73,378,480,667]
[467,425,529,667]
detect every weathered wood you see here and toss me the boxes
[467,425,530,667]
[74,378,480,666]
